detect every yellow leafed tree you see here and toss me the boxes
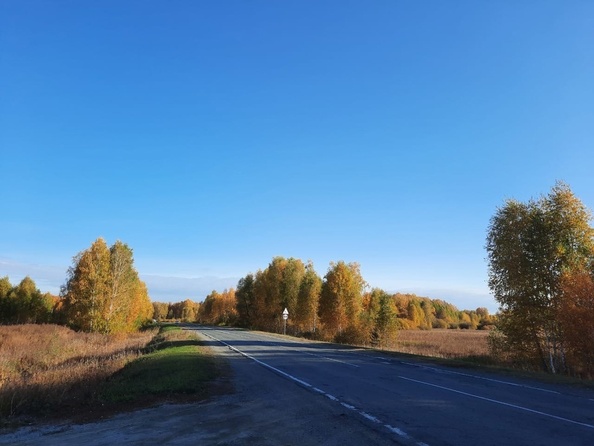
[61,238,153,333]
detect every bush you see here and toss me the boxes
[433,319,449,329]
[334,324,369,346]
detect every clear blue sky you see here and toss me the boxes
[1,1,593,313]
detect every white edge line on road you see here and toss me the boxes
[200,330,428,446]
[399,375,594,430]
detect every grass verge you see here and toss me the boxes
[98,325,226,406]
[0,324,230,428]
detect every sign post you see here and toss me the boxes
[282,308,289,335]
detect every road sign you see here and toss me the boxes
[282,308,289,335]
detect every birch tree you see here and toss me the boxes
[295,261,322,333]
[319,261,366,339]
[486,182,594,373]
[62,238,111,332]
[62,238,152,333]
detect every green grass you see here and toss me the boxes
[99,326,221,404]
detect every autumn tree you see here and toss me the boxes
[152,302,170,321]
[126,280,153,330]
[167,302,182,320]
[319,261,366,341]
[61,238,152,333]
[200,289,237,325]
[295,262,322,334]
[251,257,306,332]
[104,241,139,333]
[486,183,594,373]
[61,238,110,332]
[178,298,200,322]
[280,258,306,320]
[235,274,255,327]
[558,269,594,378]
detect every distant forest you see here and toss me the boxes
[1,255,492,348]
[153,256,495,350]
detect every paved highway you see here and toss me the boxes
[192,326,594,446]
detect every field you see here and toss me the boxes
[389,329,490,359]
[0,324,156,420]
[0,324,226,424]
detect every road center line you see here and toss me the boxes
[302,351,360,368]
[400,361,560,395]
[200,330,428,446]
[398,375,594,430]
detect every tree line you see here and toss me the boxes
[0,276,58,324]
[193,257,495,349]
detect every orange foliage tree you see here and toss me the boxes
[199,290,237,325]
[558,270,594,378]
[61,238,153,333]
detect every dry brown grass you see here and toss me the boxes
[389,329,490,359]
[0,324,156,420]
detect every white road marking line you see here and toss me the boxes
[400,361,560,394]
[360,412,380,423]
[399,375,594,430]
[201,330,427,445]
[302,351,360,368]
[384,424,409,439]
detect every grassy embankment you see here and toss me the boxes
[0,324,225,426]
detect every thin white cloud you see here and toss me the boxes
[0,257,67,295]
[141,274,240,302]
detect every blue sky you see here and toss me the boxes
[1,1,593,313]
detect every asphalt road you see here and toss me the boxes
[3,326,593,446]
[192,326,594,446]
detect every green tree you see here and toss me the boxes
[1,277,52,324]
[235,274,255,327]
[486,182,594,373]
[0,276,12,323]
[0,276,11,300]
[374,289,398,348]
